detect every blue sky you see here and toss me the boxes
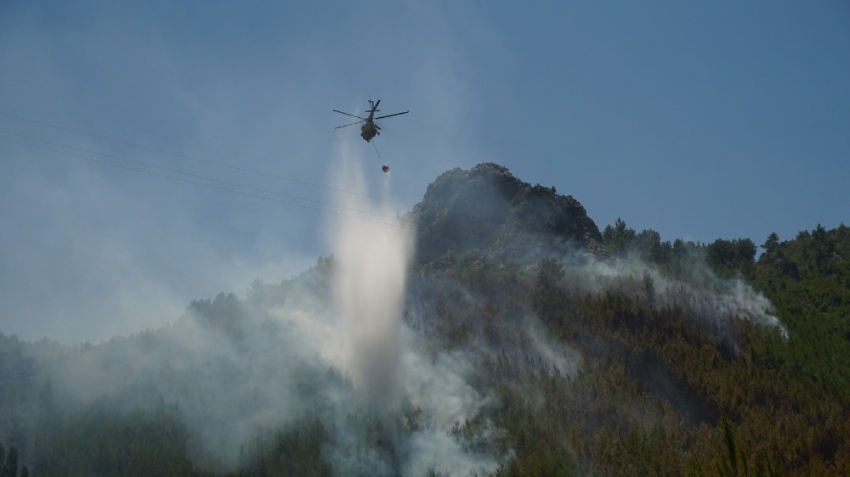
[1,1,848,343]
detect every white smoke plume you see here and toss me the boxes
[570,254,788,339]
[23,144,515,476]
[25,147,789,475]
[324,143,506,475]
[328,147,412,402]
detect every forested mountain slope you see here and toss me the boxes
[0,164,847,476]
[409,163,607,264]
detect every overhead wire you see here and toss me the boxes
[0,111,518,229]
[0,115,592,261]
[0,137,412,231]
[0,112,413,207]
[0,133,574,261]
[0,129,406,224]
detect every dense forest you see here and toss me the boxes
[1,204,848,475]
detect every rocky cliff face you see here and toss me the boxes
[409,163,606,265]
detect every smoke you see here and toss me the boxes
[21,154,788,476]
[19,151,790,475]
[569,254,788,339]
[328,147,412,403]
[15,144,513,476]
[323,143,506,475]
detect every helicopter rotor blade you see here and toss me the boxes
[332,110,367,120]
[373,111,409,120]
[334,120,365,129]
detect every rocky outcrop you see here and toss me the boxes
[409,163,606,265]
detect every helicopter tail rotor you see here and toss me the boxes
[367,99,381,115]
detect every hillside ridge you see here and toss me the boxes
[409,162,606,265]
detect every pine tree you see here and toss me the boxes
[2,445,18,477]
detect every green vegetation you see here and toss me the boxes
[0,222,848,475]
[0,441,28,477]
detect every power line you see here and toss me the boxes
[0,130,407,223]
[0,135,408,229]
[0,113,597,260]
[0,112,512,229]
[1,133,578,261]
[0,112,414,207]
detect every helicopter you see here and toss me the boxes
[333,99,409,142]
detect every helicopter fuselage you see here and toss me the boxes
[333,99,407,143]
[360,120,379,142]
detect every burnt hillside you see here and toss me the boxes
[409,163,606,265]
